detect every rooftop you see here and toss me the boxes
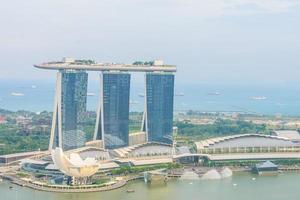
[21,159,49,165]
[34,58,176,72]
[0,151,43,159]
[195,133,299,150]
[113,142,173,158]
[256,160,278,169]
[273,130,300,140]
[130,158,173,166]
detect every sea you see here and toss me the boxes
[1,172,300,200]
[1,80,300,116]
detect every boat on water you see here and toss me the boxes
[208,92,221,96]
[11,92,24,96]
[251,96,267,100]
[126,189,135,193]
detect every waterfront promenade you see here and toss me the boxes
[0,173,143,193]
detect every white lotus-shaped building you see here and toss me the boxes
[51,148,101,177]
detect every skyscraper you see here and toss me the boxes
[94,72,130,149]
[49,70,88,151]
[35,58,176,150]
[144,73,175,144]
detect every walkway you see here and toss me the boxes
[1,174,129,193]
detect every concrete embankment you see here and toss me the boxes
[1,174,143,193]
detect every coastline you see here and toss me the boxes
[0,174,143,193]
[3,165,300,193]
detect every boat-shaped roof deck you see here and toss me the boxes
[34,59,177,72]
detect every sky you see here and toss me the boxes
[1,0,300,86]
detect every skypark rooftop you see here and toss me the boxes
[34,58,177,72]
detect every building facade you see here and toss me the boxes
[143,73,175,144]
[49,70,88,151]
[37,58,176,151]
[94,72,130,149]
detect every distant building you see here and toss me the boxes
[143,73,175,144]
[195,133,300,154]
[253,161,278,175]
[49,70,88,151]
[0,151,43,164]
[94,72,130,149]
[0,116,6,124]
[272,130,300,142]
[16,116,31,126]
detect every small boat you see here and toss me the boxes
[11,92,24,96]
[9,186,13,189]
[251,96,267,100]
[208,92,221,96]
[126,189,135,193]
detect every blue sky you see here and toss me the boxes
[1,0,300,86]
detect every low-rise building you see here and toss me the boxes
[272,130,300,142]
[0,151,43,164]
[195,133,300,154]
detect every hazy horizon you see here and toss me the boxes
[1,0,300,87]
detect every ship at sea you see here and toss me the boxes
[11,92,24,96]
[251,96,267,100]
[208,91,221,96]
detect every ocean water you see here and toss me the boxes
[1,172,300,200]
[0,80,300,116]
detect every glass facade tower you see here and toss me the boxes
[145,73,174,144]
[95,72,130,149]
[50,70,88,151]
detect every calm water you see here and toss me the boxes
[1,172,300,200]
[1,80,300,116]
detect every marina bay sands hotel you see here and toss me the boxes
[34,58,176,150]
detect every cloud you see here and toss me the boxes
[224,0,300,14]
[0,0,300,82]
[157,0,300,17]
